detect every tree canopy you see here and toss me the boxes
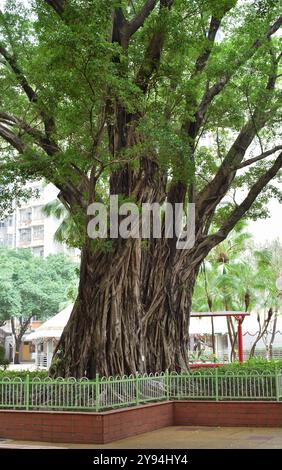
[0,1,281,228]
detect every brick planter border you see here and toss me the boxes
[0,401,282,444]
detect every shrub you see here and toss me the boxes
[191,358,282,375]
[0,345,5,362]
[0,369,49,379]
[0,345,9,370]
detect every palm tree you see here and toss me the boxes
[193,222,254,361]
[42,200,82,247]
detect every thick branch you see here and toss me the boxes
[0,44,36,102]
[197,66,279,221]
[183,150,282,276]
[194,16,222,75]
[0,43,56,142]
[172,12,230,208]
[199,151,282,256]
[136,0,173,93]
[0,110,40,138]
[0,123,25,152]
[44,0,66,17]
[0,111,58,155]
[126,0,157,37]
[192,14,282,138]
[0,119,87,211]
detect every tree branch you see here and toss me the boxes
[194,15,223,75]
[197,65,280,222]
[192,14,282,138]
[0,123,25,152]
[0,111,45,146]
[44,0,66,17]
[198,151,282,257]
[0,43,56,143]
[236,145,282,169]
[136,0,173,93]
[0,44,36,102]
[126,0,157,37]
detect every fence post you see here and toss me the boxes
[275,366,280,402]
[136,373,140,406]
[25,374,30,411]
[95,373,100,412]
[166,370,170,401]
[215,368,219,401]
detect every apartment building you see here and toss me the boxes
[0,181,78,259]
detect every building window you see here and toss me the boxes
[19,228,31,243]
[33,205,44,221]
[7,234,14,247]
[33,225,44,241]
[7,215,13,227]
[20,208,32,224]
[0,220,7,228]
[33,246,44,257]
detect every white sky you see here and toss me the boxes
[248,199,282,245]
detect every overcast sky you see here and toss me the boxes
[248,200,282,245]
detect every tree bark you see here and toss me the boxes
[14,340,21,365]
[269,313,278,360]
[50,238,198,377]
[50,239,145,378]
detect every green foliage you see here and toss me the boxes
[0,345,9,369]
[0,248,78,325]
[0,369,48,378]
[0,344,5,363]
[0,0,281,232]
[199,358,282,374]
[192,224,282,315]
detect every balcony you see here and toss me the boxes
[36,353,48,368]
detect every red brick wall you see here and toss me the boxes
[0,401,173,444]
[174,401,282,427]
[0,410,104,444]
[0,401,281,445]
[102,401,174,443]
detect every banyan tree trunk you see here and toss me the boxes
[50,228,198,378]
[142,283,194,372]
[50,239,144,378]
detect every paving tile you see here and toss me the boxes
[1,426,282,449]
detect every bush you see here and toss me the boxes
[0,345,5,362]
[0,369,49,379]
[191,358,282,374]
[0,345,9,371]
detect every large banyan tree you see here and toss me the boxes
[0,0,282,377]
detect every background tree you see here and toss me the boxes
[193,222,254,360]
[248,243,282,358]
[0,1,282,376]
[0,248,78,363]
[193,233,282,360]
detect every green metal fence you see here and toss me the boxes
[0,369,281,412]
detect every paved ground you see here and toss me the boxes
[0,427,281,449]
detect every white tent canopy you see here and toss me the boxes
[189,312,282,336]
[25,304,73,341]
